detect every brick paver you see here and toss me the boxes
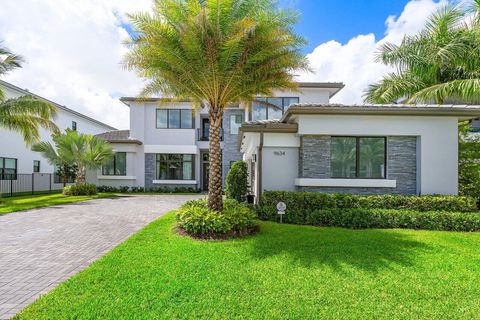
[0,194,202,319]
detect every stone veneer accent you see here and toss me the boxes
[144,153,198,190]
[221,108,245,183]
[297,135,417,195]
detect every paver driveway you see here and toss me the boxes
[0,194,202,319]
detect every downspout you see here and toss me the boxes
[256,132,264,204]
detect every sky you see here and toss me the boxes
[0,0,451,129]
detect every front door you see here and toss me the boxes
[201,152,209,191]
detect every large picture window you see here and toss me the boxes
[331,137,386,179]
[252,97,299,121]
[156,154,194,180]
[102,152,127,176]
[0,157,17,180]
[156,109,193,129]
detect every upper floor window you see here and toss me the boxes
[102,152,127,176]
[156,109,193,129]
[0,157,17,180]
[156,154,194,180]
[230,114,243,135]
[33,160,40,173]
[72,121,77,131]
[331,137,386,179]
[252,97,299,121]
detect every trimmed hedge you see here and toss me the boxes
[257,191,478,224]
[96,185,200,194]
[306,208,480,232]
[63,184,97,196]
[176,199,257,238]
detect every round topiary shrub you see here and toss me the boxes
[225,161,248,202]
[63,183,98,196]
[175,199,258,239]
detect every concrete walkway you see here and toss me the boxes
[0,194,202,319]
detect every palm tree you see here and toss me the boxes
[365,1,480,104]
[124,0,308,211]
[0,43,58,144]
[32,130,113,185]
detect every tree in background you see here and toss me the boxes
[0,43,58,144]
[124,0,308,212]
[225,161,249,202]
[32,129,113,185]
[365,1,480,104]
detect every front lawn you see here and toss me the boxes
[0,193,115,215]
[17,213,480,319]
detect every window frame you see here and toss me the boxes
[33,160,40,173]
[72,121,77,131]
[251,96,300,121]
[102,152,127,176]
[155,109,194,129]
[330,136,387,179]
[155,154,195,180]
[0,157,18,180]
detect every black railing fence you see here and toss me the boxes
[0,173,73,197]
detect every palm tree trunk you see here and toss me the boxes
[208,107,223,212]
[75,166,86,185]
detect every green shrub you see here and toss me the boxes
[306,208,480,232]
[225,161,249,202]
[63,184,97,196]
[257,191,478,224]
[176,199,257,237]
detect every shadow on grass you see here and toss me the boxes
[248,221,430,273]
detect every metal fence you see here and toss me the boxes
[0,173,73,197]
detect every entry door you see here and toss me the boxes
[202,152,209,191]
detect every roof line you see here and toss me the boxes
[0,80,117,130]
[281,104,480,122]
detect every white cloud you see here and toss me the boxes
[298,0,448,104]
[0,0,450,130]
[0,0,152,129]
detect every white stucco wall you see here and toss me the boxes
[271,88,331,104]
[297,114,459,195]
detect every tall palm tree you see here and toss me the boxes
[365,1,480,104]
[32,130,113,185]
[124,0,308,211]
[0,43,58,144]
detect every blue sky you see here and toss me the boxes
[279,0,413,52]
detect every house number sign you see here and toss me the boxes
[274,151,285,156]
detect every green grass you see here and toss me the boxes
[0,193,115,215]
[17,213,480,319]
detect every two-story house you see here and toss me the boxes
[0,80,116,195]
[87,82,344,191]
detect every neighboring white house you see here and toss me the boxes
[0,80,116,193]
[239,104,480,201]
[87,82,344,190]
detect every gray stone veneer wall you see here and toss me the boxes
[297,135,417,195]
[221,108,245,183]
[144,153,198,190]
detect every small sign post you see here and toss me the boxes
[277,202,286,223]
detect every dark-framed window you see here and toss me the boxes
[252,97,299,121]
[156,154,194,180]
[33,160,40,173]
[102,152,127,176]
[156,109,193,129]
[72,121,77,131]
[0,157,17,180]
[331,137,386,179]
